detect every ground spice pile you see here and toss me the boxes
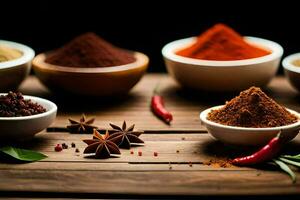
[176,23,270,61]
[0,92,46,117]
[45,32,136,68]
[207,87,298,128]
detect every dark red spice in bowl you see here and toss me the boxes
[45,32,136,68]
[0,92,46,117]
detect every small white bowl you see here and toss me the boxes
[0,94,57,141]
[200,105,300,146]
[162,37,283,91]
[282,53,300,92]
[0,40,35,92]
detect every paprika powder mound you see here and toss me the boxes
[207,87,298,128]
[45,32,136,68]
[177,24,270,61]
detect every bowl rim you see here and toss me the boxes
[32,51,149,73]
[200,105,300,131]
[162,36,284,67]
[0,40,35,69]
[0,93,57,120]
[282,52,300,73]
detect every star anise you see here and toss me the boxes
[67,114,98,133]
[83,129,121,158]
[108,121,144,149]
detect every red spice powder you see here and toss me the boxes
[207,87,298,128]
[177,24,270,61]
[45,32,136,68]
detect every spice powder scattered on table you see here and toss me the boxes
[207,87,298,128]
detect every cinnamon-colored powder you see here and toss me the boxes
[45,32,136,68]
[207,87,298,128]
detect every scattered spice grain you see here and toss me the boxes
[75,148,80,153]
[54,144,63,152]
[204,158,233,168]
[62,143,68,149]
[71,142,76,148]
[138,151,142,156]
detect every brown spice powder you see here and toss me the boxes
[207,87,298,128]
[46,32,136,68]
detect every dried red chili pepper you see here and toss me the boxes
[151,85,173,124]
[232,132,282,166]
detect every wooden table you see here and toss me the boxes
[1,74,300,199]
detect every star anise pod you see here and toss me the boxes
[108,121,144,149]
[67,114,98,133]
[83,129,121,159]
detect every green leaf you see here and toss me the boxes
[282,155,300,160]
[273,159,296,183]
[279,157,300,168]
[0,146,47,162]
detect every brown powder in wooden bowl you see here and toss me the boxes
[207,87,298,128]
[45,32,136,68]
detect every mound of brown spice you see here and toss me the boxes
[207,87,298,128]
[45,32,136,68]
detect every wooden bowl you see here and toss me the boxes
[32,52,148,96]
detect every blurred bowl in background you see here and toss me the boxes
[282,53,300,92]
[0,40,35,92]
[162,37,283,92]
[32,52,149,96]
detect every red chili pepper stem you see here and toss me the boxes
[232,131,283,166]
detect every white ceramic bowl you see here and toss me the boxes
[282,53,300,92]
[162,37,283,91]
[0,94,57,141]
[0,40,35,92]
[200,105,300,146]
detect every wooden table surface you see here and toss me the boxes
[1,74,300,198]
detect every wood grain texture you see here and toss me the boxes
[0,74,299,198]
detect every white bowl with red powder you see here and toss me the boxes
[200,105,300,146]
[0,94,57,141]
[162,36,283,91]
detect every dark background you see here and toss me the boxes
[1,1,299,72]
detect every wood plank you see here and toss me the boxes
[18,75,300,131]
[0,162,247,171]
[0,170,299,196]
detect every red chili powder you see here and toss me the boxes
[207,87,298,128]
[176,24,271,61]
[45,32,136,68]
